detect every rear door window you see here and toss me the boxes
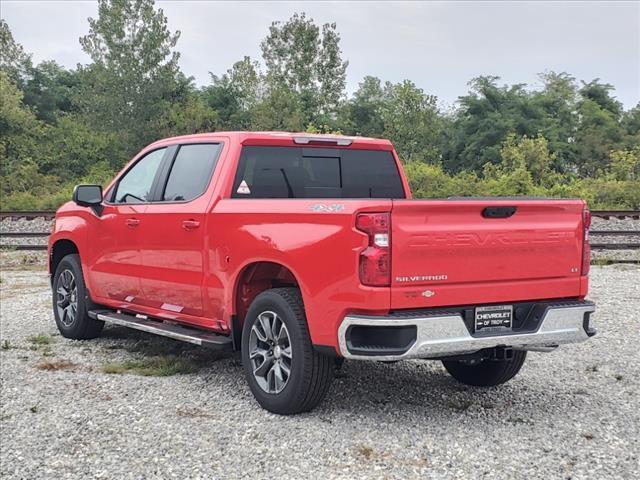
[232,146,405,199]
[162,143,222,202]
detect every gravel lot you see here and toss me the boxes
[1,253,639,479]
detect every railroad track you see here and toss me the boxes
[3,234,639,251]
[2,210,640,253]
[591,210,640,220]
[2,209,640,220]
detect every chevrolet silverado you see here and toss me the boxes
[48,132,596,414]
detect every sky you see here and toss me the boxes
[2,0,639,109]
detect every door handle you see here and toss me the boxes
[125,218,140,228]
[182,219,200,230]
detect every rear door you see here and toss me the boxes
[137,143,222,325]
[390,199,585,309]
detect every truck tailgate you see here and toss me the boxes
[390,199,586,309]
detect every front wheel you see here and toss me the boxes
[241,288,333,414]
[52,254,104,340]
[442,350,527,387]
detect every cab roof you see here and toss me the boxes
[148,131,394,151]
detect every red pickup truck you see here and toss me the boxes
[49,132,596,414]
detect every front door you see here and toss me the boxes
[86,147,167,305]
[137,143,222,325]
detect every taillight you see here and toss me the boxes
[581,208,591,275]
[356,212,391,286]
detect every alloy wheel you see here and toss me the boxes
[248,310,293,394]
[56,269,78,327]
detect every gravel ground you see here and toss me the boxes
[0,218,53,234]
[1,255,639,479]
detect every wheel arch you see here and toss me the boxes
[50,238,80,279]
[231,260,306,348]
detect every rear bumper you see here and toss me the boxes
[337,300,596,361]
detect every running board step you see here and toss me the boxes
[89,310,233,349]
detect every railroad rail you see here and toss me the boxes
[591,210,640,220]
[2,209,640,220]
[590,243,640,250]
[2,210,640,253]
[0,232,50,237]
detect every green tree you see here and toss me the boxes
[609,148,640,181]
[340,76,385,137]
[155,92,218,138]
[78,0,183,152]
[532,72,579,172]
[573,80,625,176]
[44,115,127,174]
[260,12,347,123]
[0,72,67,209]
[404,161,479,198]
[0,72,44,180]
[499,134,559,186]
[21,61,80,123]
[205,56,261,130]
[445,76,546,172]
[0,20,31,84]
[251,84,305,132]
[381,80,441,163]
[621,103,640,148]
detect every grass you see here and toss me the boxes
[1,340,10,350]
[29,405,39,413]
[35,360,77,371]
[355,444,374,460]
[21,254,39,265]
[101,355,200,377]
[27,334,54,346]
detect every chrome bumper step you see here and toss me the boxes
[89,310,233,349]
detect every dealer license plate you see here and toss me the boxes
[474,305,513,333]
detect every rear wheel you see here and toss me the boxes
[52,254,104,340]
[241,288,333,414]
[442,350,527,386]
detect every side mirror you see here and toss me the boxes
[72,184,103,214]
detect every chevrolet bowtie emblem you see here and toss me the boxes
[422,290,435,298]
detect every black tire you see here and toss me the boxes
[442,350,527,387]
[241,287,333,414]
[52,254,104,340]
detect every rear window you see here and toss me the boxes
[231,146,405,199]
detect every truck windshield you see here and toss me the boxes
[232,146,405,199]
